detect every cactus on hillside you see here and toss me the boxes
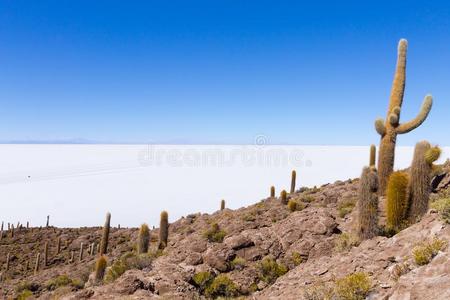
[280,190,288,205]
[94,255,107,282]
[375,39,433,195]
[138,224,150,254]
[57,237,61,254]
[34,253,40,274]
[290,170,297,194]
[270,186,275,198]
[357,167,379,240]
[46,215,50,227]
[6,253,10,271]
[79,243,84,262]
[159,211,169,249]
[220,199,225,211]
[386,171,410,231]
[370,145,376,167]
[409,141,441,222]
[100,212,111,255]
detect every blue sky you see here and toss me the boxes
[0,1,449,145]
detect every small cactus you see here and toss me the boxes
[220,199,225,211]
[138,224,150,254]
[280,190,288,205]
[34,253,40,274]
[79,243,84,262]
[386,171,410,231]
[409,141,441,222]
[369,145,376,167]
[100,212,111,255]
[290,170,297,194]
[57,237,61,254]
[357,167,379,240]
[94,255,107,282]
[159,211,169,249]
[6,253,10,271]
[270,186,275,198]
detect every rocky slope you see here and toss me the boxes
[1,164,449,300]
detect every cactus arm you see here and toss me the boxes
[396,95,433,134]
[375,118,386,136]
[388,39,408,110]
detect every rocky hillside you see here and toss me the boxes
[1,163,450,300]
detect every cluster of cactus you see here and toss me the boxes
[375,39,433,195]
[357,166,379,240]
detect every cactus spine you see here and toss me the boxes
[369,145,376,167]
[94,255,107,282]
[159,211,169,249]
[386,171,410,231]
[290,170,296,193]
[357,167,379,240]
[375,39,433,195]
[220,199,225,211]
[138,224,150,254]
[280,190,288,205]
[408,141,441,222]
[100,212,111,255]
[270,186,275,198]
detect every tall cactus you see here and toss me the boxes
[375,39,433,195]
[159,211,169,250]
[270,186,275,198]
[220,199,225,211]
[138,224,150,254]
[369,145,376,167]
[6,253,10,271]
[34,253,40,274]
[408,141,441,222]
[357,167,379,240]
[386,171,410,231]
[100,212,111,255]
[290,170,297,194]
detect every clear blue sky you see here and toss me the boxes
[1,1,449,145]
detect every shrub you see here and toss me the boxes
[192,271,214,292]
[17,290,33,300]
[258,257,288,284]
[231,256,246,269]
[104,252,153,283]
[412,238,447,265]
[287,200,304,212]
[203,223,226,243]
[335,233,359,252]
[45,275,72,290]
[301,195,315,203]
[338,198,356,218]
[291,252,303,266]
[303,282,334,300]
[16,282,39,293]
[334,272,371,300]
[204,274,239,298]
[431,198,450,223]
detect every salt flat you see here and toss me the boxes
[0,144,448,227]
